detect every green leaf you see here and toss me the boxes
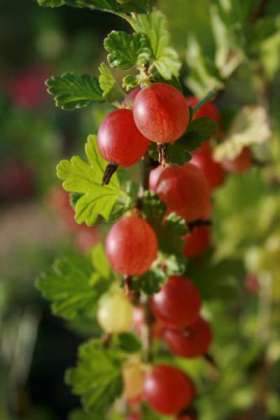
[38,0,64,6]
[117,332,142,353]
[140,191,166,231]
[36,255,107,320]
[158,213,187,255]
[66,339,123,414]
[184,117,218,151]
[98,63,123,102]
[248,16,280,53]
[131,10,181,80]
[57,135,123,226]
[104,31,151,70]
[132,267,166,295]
[46,73,104,110]
[69,409,96,420]
[91,244,111,279]
[38,0,151,14]
[167,141,192,165]
[122,75,138,91]
[210,4,244,78]
[185,35,224,97]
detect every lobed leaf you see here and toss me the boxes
[36,255,107,320]
[38,0,151,14]
[104,31,151,70]
[66,339,123,414]
[183,117,218,151]
[46,73,104,110]
[131,10,181,80]
[57,135,123,226]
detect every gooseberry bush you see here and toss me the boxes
[35,0,277,419]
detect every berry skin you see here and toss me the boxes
[143,364,195,415]
[149,164,212,222]
[151,276,201,328]
[222,147,252,173]
[183,226,211,259]
[163,317,213,358]
[191,142,226,191]
[97,291,133,334]
[185,96,220,122]
[133,83,189,143]
[106,214,158,276]
[97,109,149,167]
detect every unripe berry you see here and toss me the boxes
[97,109,149,167]
[132,306,145,337]
[122,358,145,401]
[143,364,195,415]
[222,147,252,173]
[106,214,158,276]
[163,317,213,358]
[97,291,133,334]
[151,276,201,328]
[133,83,189,143]
[149,164,212,222]
[185,96,220,122]
[191,142,226,191]
[183,226,211,259]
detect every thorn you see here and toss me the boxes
[204,352,218,368]
[188,219,212,231]
[102,163,118,186]
[157,144,167,166]
[101,333,112,348]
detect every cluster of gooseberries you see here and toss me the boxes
[94,83,254,418]
[96,83,253,418]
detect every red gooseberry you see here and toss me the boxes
[105,214,158,275]
[143,364,195,415]
[149,164,212,222]
[183,226,211,259]
[133,83,189,143]
[163,316,213,358]
[151,276,201,328]
[97,108,149,167]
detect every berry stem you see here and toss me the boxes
[157,144,167,166]
[102,163,118,185]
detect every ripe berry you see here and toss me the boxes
[133,83,189,143]
[163,317,213,358]
[185,96,220,122]
[151,276,201,328]
[97,291,133,334]
[106,214,158,275]
[97,109,149,167]
[143,364,195,415]
[222,147,252,173]
[183,226,211,259]
[191,142,226,191]
[149,164,212,222]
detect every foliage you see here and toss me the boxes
[31,0,280,419]
[57,135,124,225]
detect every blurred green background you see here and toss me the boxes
[0,1,280,419]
